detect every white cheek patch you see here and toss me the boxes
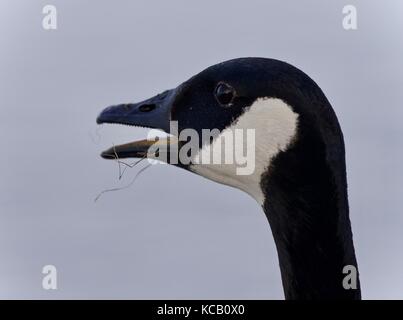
[189,97,299,205]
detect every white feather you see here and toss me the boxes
[190,97,299,205]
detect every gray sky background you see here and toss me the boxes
[0,0,402,299]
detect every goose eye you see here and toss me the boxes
[214,83,235,106]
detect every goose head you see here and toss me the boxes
[97,58,304,204]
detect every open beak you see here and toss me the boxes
[96,88,177,160]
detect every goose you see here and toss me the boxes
[96,57,361,300]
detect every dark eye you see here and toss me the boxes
[214,82,235,106]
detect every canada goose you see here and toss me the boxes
[96,57,361,300]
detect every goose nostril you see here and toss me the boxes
[139,104,156,112]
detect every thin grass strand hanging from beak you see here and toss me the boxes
[94,163,152,202]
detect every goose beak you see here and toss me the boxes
[99,137,176,160]
[96,88,177,160]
